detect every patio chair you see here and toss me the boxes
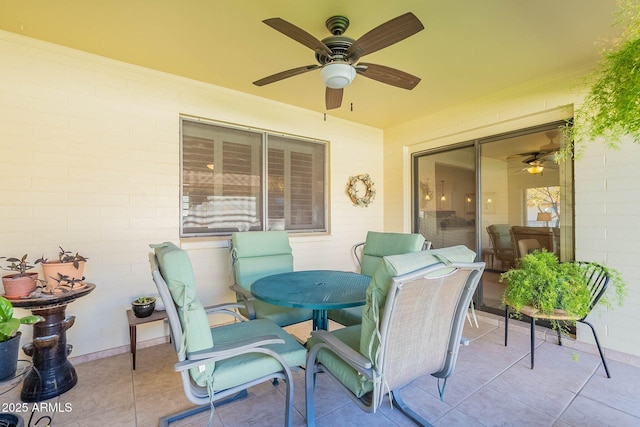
[510,225,558,259]
[504,261,612,378]
[306,249,484,426]
[148,242,307,426]
[486,224,515,271]
[230,231,313,326]
[516,238,541,263]
[328,231,427,326]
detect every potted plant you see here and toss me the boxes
[0,254,39,299]
[0,296,43,381]
[36,247,88,291]
[500,249,626,332]
[131,296,156,318]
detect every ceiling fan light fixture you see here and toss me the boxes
[321,62,356,89]
[526,164,544,174]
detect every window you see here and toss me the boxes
[525,186,560,227]
[180,117,327,236]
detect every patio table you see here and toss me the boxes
[251,270,370,330]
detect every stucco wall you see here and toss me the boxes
[0,31,384,357]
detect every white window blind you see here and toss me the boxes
[180,117,326,236]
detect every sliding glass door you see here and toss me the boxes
[413,121,574,315]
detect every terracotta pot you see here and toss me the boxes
[41,261,85,290]
[1,273,37,299]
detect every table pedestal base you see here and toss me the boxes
[21,306,77,402]
[312,309,328,331]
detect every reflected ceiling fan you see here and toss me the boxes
[252,13,424,110]
[510,131,561,174]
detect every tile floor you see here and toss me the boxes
[2,314,640,427]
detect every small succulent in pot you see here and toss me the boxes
[1,254,37,278]
[35,246,89,269]
[36,247,89,291]
[1,254,40,299]
[132,296,156,318]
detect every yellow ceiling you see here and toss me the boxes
[0,0,621,128]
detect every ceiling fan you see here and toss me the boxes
[521,153,552,174]
[510,131,561,174]
[252,13,424,110]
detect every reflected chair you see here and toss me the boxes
[516,238,541,262]
[510,225,558,260]
[149,242,307,426]
[486,224,515,271]
[230,231,313,326]
[504,262,612,378]
[306,251,485,426]
[328,231,427,326]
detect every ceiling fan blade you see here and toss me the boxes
[326,87,343,110]
[356,63,421,90]
[347,12,424,62]
[253,64,320,86]
[523,155,544,164]
[263,18,333,57]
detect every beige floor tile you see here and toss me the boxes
[488,365,575,418]
[579,359,640,417]
[56,402,137,427]
[4,321,640,426]
[559,395,640,427]
[455,386,557,427]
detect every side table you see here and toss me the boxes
[126,309,167,370]
[10,283,95,402]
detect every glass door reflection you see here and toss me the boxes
[415,146,476,251]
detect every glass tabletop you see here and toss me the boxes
[251,270,370,310]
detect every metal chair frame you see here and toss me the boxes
[504,261,611,378]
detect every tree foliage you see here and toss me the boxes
[567,0,640,155]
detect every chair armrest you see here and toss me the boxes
[176,335,285,372]
[203,302,246,322]
[353,242,365,267]
[310,330,372,370]
[229,283,256,319]
[229,283,254,300]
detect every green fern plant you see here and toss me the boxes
[500,250,626,333]
[501,251,590,318]
[564,0,640,157]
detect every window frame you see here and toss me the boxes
[179,116,329,237]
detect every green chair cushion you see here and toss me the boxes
[360,231,426,276]
[328,232,426,326]
[231,231,294,291]
[250,299,314,326]
[211,319,307,391]
[232,231,293,258]
[231,231,313,326]
[326,306,363,327]
[152,242,215,387]
[306,325,373,398]
[233,255,294,291]
[360,245,476,361]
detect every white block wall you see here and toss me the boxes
[0,31,383,357]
